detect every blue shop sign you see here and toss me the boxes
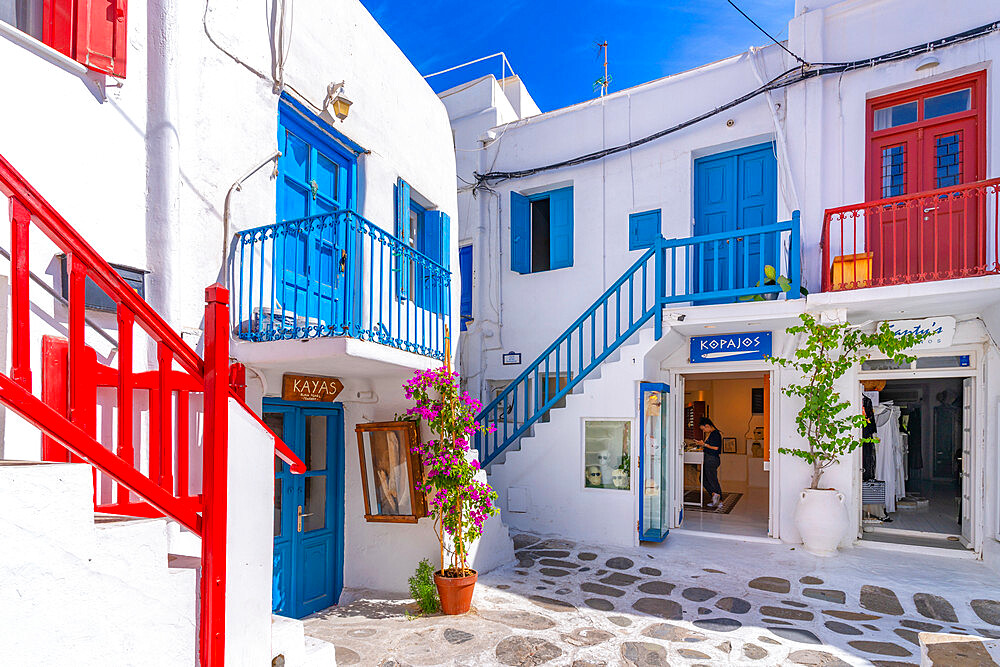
[690,332,772,363]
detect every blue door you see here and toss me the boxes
[693,143,777,303]
[264,400,345,618]
[276,100,354,332]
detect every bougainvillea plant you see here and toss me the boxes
[404,366,498,577]
[767,313,928,489]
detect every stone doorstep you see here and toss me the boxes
[919,632,1000,666]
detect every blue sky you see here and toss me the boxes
[361,1,794,112]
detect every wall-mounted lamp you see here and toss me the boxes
[326,81,353,122]
[915,55,940,72]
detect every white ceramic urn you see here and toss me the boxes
[794,488,850,556]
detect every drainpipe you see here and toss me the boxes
[146,0,179,329]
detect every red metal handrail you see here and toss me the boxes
[0,152,304,666]
[821,178,1000,292]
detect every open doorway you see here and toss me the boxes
[860,377,972,550]
[680,372,770,538]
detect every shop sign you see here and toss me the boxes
[883,316,955,350]
[282,374,344,402]
[690,332,772,363]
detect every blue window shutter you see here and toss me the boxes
[395,178,410,298]
[510,191,530,274]
[629,209,661,250]
[548,187,574,270]
[422,210,450,313]
[459,245,472,331]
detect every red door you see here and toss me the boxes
[866,72,986,285]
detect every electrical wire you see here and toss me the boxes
[726,0,808,66]
[474,19,1000,188]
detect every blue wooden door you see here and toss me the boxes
[265,401,345,618]
[693,143,777,302]
[276,104,353,332]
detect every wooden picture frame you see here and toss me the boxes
[722,437,737,454]
[355,421,427,523]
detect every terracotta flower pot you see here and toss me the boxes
[434,569,478,615]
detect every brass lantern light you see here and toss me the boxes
[326,81,352,122]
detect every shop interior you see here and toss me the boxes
[680,373,770,538]
[860,377,969,550]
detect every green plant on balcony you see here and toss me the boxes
[738,265,808,301]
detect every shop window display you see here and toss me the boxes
[639,383,671,541]
[356,421,427,523]
[584,420,631,490]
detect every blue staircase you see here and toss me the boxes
[475,215,800,468]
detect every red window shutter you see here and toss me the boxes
[42,0,128,79]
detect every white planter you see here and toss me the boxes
[794,488,849,556]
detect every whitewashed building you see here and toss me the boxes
[446,0,1000,572]
[0,0,509,664]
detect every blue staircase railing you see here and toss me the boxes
[231,210,451,360]
[475,214,800,467]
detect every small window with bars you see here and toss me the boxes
[880,144,907,198]
[934,133,962,189]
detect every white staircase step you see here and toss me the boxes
[303,636,338,666]
[94,515,170,574]
[272,614,307,666]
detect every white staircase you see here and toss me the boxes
[0,461,197,666]
[485,327,659,547]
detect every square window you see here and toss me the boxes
[584,420,631,490]
[511,187,574,274]
[629,210,661,250]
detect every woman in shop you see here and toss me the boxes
[696,418,724,509]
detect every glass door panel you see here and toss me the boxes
[639,382,671,542]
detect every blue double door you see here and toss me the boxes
[264,400,344,618]
[693,142,778,302]
[275,99,356,331]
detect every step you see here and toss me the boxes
[303,636,338,666]
[94,515,170,574]
[272,614,307,666]
[0,461,96,557]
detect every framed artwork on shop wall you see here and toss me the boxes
[722,437,737,454]
[355,421,427,523]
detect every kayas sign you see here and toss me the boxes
[282,374,345,402]
[690,332,772,363]
[883,316,956,350]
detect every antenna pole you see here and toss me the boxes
[595,41,610,97]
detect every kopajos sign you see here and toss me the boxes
[883,316,956,350]
[690,332,773,363]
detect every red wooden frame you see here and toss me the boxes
[866,71,987,200]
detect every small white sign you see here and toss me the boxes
[884,316,956,350]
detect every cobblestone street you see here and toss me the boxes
[303,531,1000,666]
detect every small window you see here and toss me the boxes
[873,101,918,131]
[58,256,147,313]
[459,245,473,331]
[880,144,907,197]
[861,358,911,371]
[924,88,971,120]
[510,187,574,274]
[584,420,631,490]
[629,209,661,250]
[394,178,450,311]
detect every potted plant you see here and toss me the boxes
[739,265,809,301]
[404,366,498,614]
[767,313,926,556]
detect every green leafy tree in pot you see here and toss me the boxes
[767,313,928,489]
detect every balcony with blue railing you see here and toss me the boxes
[231,210,451,360]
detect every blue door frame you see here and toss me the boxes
[265,398,345,618]
[693,142,778,303]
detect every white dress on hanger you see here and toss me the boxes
[874,401,904,513]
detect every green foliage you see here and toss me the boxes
[738,265,809,302]
[767,313,929,489]
[407,558,440,615]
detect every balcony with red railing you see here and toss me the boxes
[821,179,1000,292]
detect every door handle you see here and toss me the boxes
[297,505,314,532]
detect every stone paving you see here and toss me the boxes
[303,531,1000,666]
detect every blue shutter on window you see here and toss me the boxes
[510,191,530,274]
[629,209,661,250]
[459,245,472,331]
[548,187,574,270]
[422,210,450,313]
[395,178,410,298]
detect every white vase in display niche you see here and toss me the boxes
[595,450,611,466]
[611,468,628,489]
[585,465,603,487]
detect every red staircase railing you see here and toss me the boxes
[0,152,303,665]
[821,179,1000,292]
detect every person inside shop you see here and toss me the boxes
[695,417,723,509]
